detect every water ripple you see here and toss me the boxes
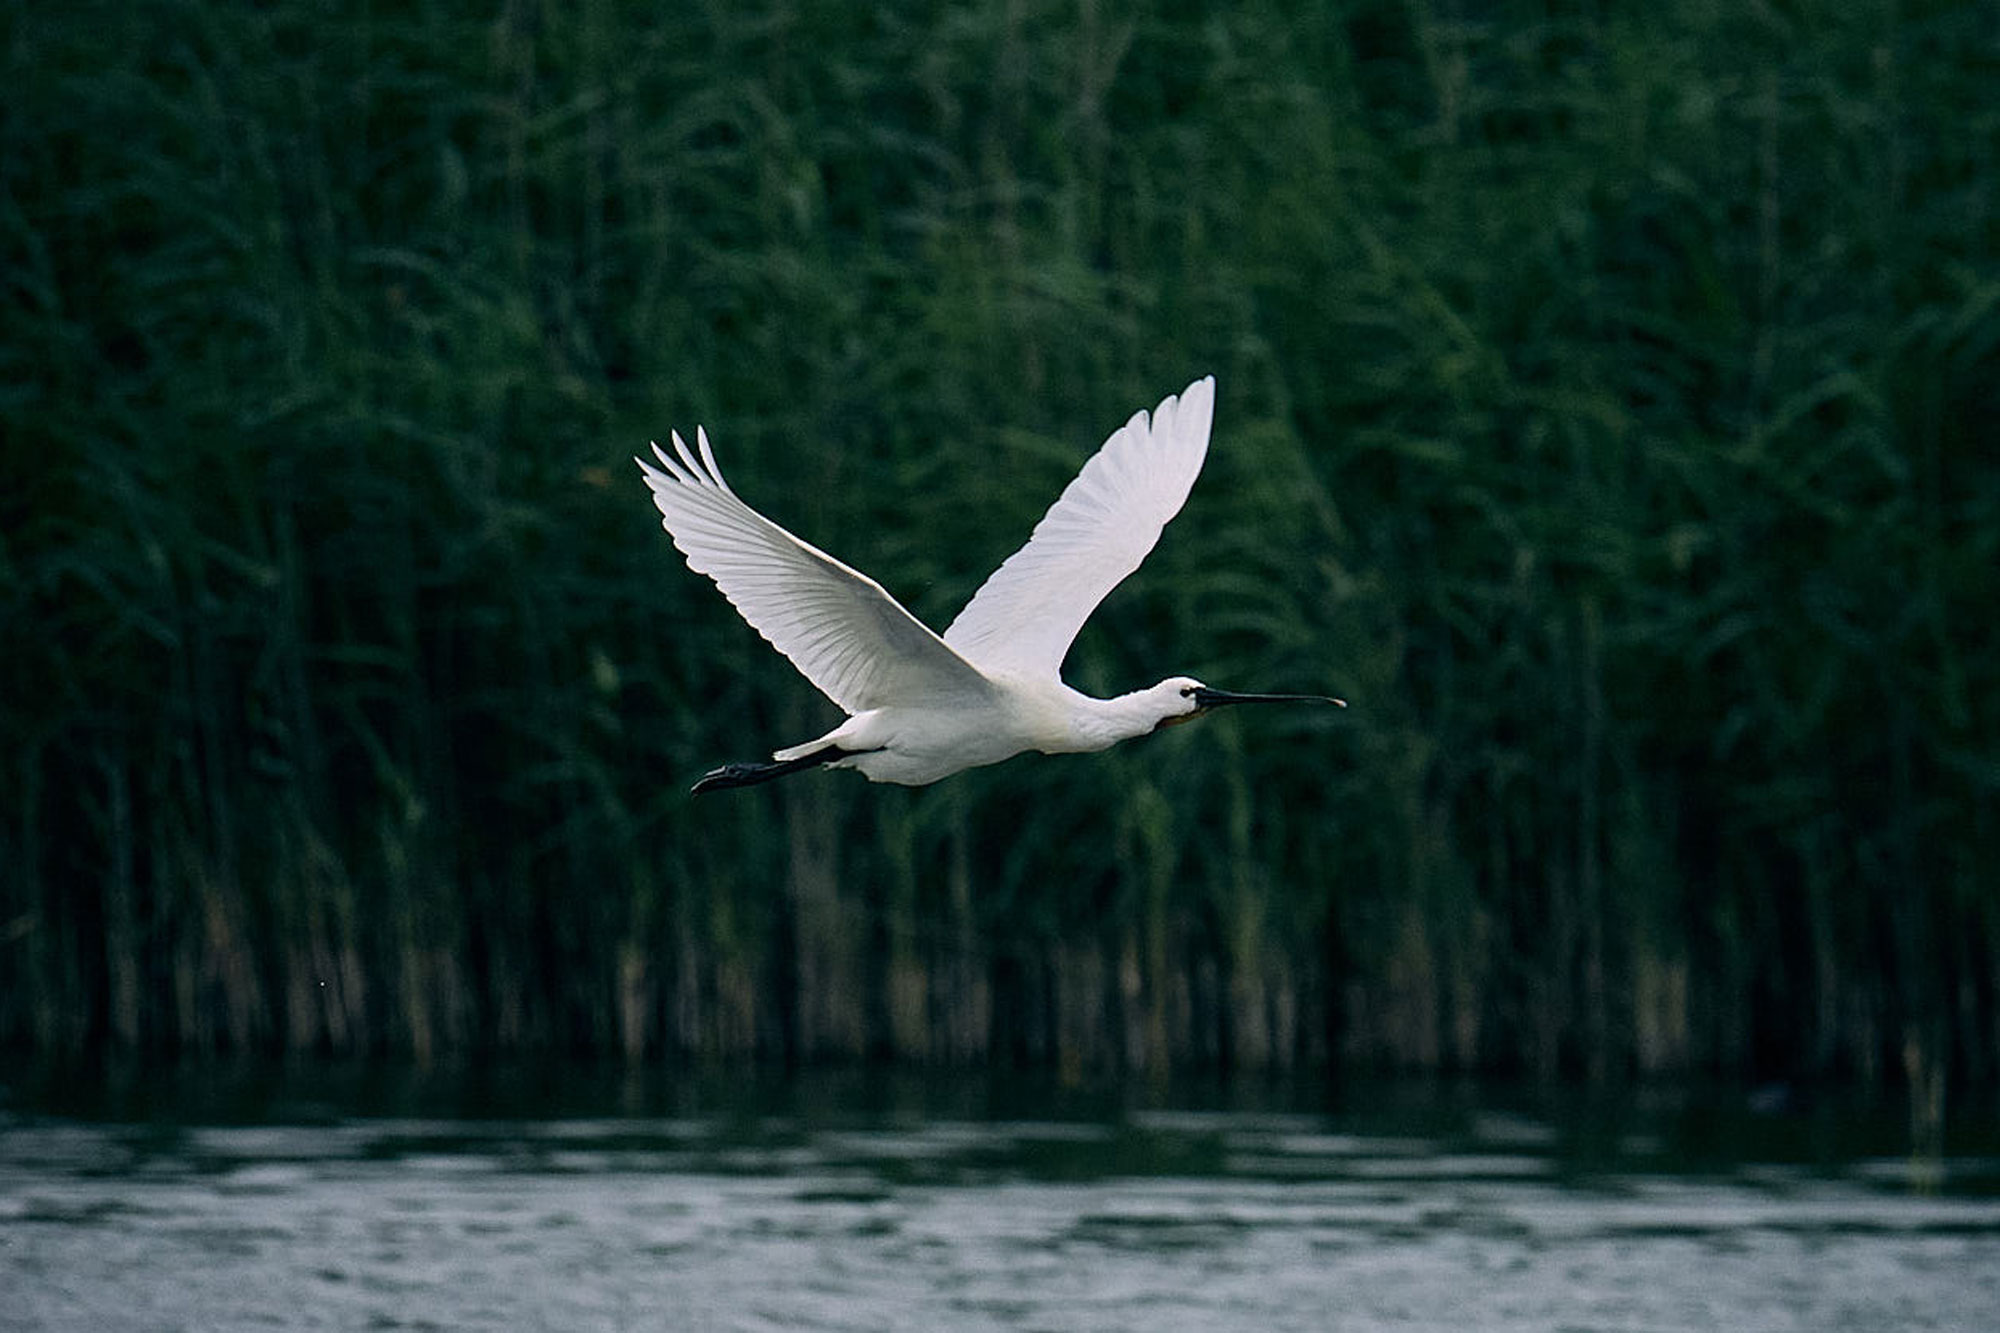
[4,1089,1998,1331]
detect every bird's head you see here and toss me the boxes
[1147,676,1346,731]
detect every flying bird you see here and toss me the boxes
[636,376,1342,792]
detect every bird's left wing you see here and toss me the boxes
[943,376,1215,680]
[638,430,997,715]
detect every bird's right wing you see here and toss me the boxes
[943,376,1215,680]
[637,430,996,715]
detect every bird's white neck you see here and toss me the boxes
[1068,681,1187,750]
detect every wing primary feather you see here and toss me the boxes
[695,426,735,497]
[671,431,705,481]
[651,436,699,488]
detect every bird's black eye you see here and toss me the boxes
[1180,685,1196,698]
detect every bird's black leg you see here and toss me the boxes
[691,746,863,794]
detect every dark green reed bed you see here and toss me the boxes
[3,2,1993,1085]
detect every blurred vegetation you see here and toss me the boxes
[3,0,1995,1088]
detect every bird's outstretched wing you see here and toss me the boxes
[638,430,996,715]
[943,376,1215,680]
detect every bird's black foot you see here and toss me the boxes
[691,747,857,794]
[691,759,800,793]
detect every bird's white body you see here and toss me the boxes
[776,674,1194,786]
[636,377,1338,790]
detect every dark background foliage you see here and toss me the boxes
[4,0,1994,1088]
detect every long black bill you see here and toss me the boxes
[1192,687,1346,710]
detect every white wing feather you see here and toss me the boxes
[943,376,1215,680]
[637,430,995,714]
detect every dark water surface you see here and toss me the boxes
[3,1063,1996,1331]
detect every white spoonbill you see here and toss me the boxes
[637,376,1343,793]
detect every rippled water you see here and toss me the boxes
[3,1067,1996,1331]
